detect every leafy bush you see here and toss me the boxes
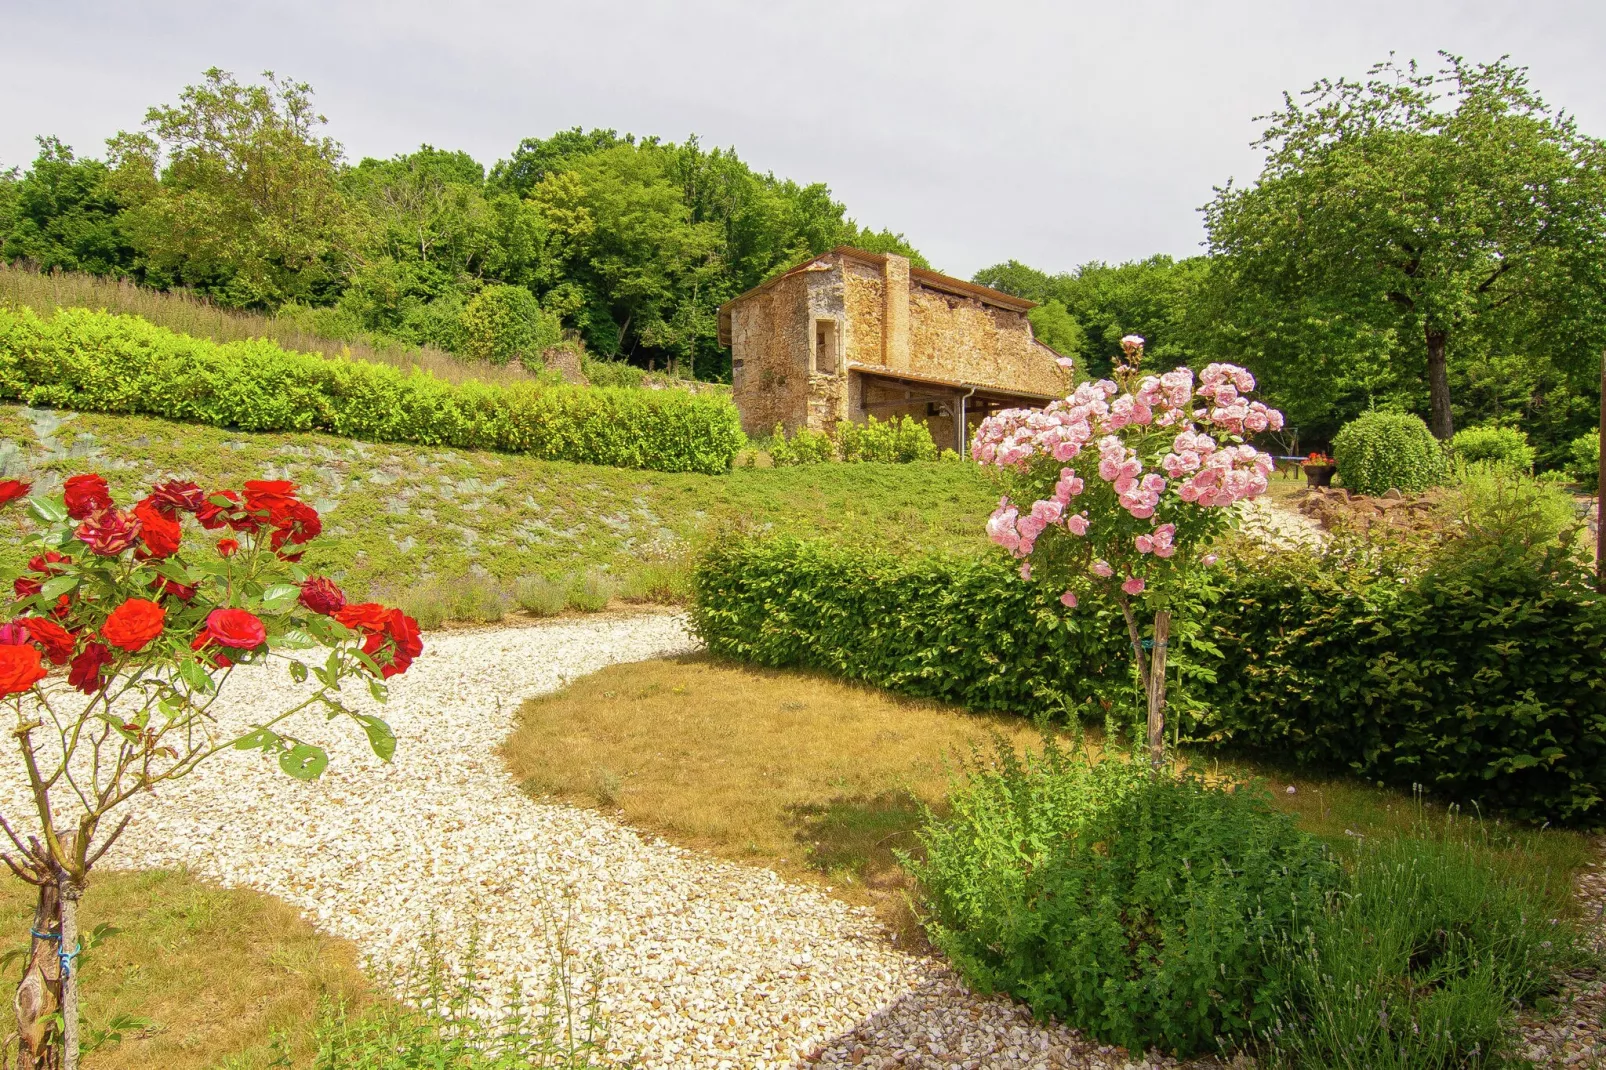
[1190,539,1606,824]
[458,284,562,367]
[693,534,1606,823]
[1267,829,1581,1067]
[1333,412,1448,495]
[908,740,1339,1056]
[0,306,744,474]
[767,416,939,466]
[579,355,646,389]
[1568,430,1600,492]
[1448,425,1534,471]
[836,415,939,463]
[1439,463,1580,568]
[515,575,570,617]
[395,573,510,628]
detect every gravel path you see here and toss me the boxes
[0,612,1175,1070]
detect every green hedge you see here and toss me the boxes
[0,306,744,474]
[691,536,1128,714]
[692,537,1606,824]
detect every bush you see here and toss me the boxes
[692,536,1129,716]
[909,740,1339,1056]
[836,415,939,463]
[1267,830,1582,1067]
[458,284,563,367]
[514,575,570,617]
[0,306,744,474]
[1569,431,1600,492]
[766,423,833,466]
[1448,425,1534,471]
[692,534,1606,823]
[1333,412,1448,496]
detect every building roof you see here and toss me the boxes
[849,361,1060,402]
[716,247,1038,345]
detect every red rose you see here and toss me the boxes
[243,480,298,513]
[156,577,198,602]
[0,645,47,696]
[334,602,392,633]
[361,608,422,679]
[20,618,75,665]
[195,490,243,531]
[68,641,112,695]
[149,480,205,516]
[76,509,142,556]
[203,608,267,650]
[102,599,165,653]
[299,577,347,615]
[27,552,71,575]
[12,577,40,600]
[269,500,321,551]
[63,475,112,520]
[189,634,234,669]
[133,498,182,559]
[216,538,239,558]
[0,480,30,507]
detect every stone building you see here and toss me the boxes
[717,247,1070,452]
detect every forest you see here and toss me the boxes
[3,57,1605,462]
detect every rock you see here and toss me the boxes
[1383,488,1404,499]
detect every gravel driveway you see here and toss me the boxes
[0,612,1174,1070]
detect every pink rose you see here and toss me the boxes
[1059,590,1078,609]
[1091,560,1114,578]
[1122,576,1146,596]
[1066,514,1089,536]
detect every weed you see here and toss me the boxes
[515,576,570,617]
[566,570,615,612]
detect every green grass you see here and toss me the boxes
[0,405,998,609]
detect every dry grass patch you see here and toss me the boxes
[0,868,376,1069]
[502,656,1054,943]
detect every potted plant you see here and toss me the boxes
[1301,451,1336,488]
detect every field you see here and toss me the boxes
[0,404,998,611]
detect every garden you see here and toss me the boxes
[0,43,1605,1070]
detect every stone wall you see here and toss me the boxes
[730,271,811,436]
[906,283,1063,398]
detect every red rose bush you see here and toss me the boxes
[0,472,421,1068]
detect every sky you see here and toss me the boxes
[4,0,1604,280]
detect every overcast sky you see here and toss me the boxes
[4,0,1603,279]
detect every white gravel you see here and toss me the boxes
[0,612,1176,1070]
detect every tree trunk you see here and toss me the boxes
[1426,327,1454,440]
[14,881,61,1070]
[1146,611,1172,771]
[58,880,80,1070]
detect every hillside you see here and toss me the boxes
[0,406,997,613]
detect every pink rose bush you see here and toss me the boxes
[973,336,1283,765]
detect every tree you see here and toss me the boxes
[0,474,420,1070]
[106,68,355,308]
[0,138,135,276]
[1205,54,1606,440]
[1027,299,1086,361]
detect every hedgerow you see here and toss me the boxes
[0,307,744,474]
[692,535,1606,823]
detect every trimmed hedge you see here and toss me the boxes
[1448,425,1535,471]
[692,537,1606,824]
[0,306,744,474]
[692,536,1128,714]
[1333,411,1448,495]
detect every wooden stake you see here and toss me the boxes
[1598,348,1605,593]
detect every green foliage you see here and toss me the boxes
[691,536,1128,716]
[0,306,744,473]
[1189,538,1606,825]
[834,415,938,463]
[1266,828,1582,1067]
[908,740,1339,1055]
[693,533,1606,823]
[768,416,938,466]
[1203,55,1606,441]
[1447,424,1535,470]
[0,138,135,276]
[1024,299,1084,362]
[1568,430,1601,491]
[1439,463,1579,567]
[1333,411,1448,495]
[458,284,562,366]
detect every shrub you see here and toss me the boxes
[397,573,510,628]
[1333,411,1448,496]
[908,740,1339,1056]
[1568,430,1600,492]
[515,575,569,617]
[1448,425,1534,471]
[458,284,563,367]
[566,569,616,612]
[579,355,647,389]
[0,306,744,474]
[836,415,938,463]
[1267,830,1582,1066]
[692,534,1606,823]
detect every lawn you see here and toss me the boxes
[0,869,375,1069]
[0,405,998,613]
[502,657,1595,946]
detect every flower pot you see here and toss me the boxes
[1303,464,1336,488]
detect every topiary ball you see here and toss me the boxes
[1449,425,1535,472]
[1333,412,1448,496]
